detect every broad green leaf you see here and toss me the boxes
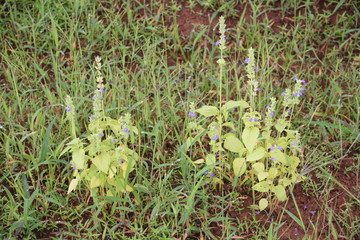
[275,119,288,133]
[223,122,235,130]
[195,106,219,117]
[90,176,101,189]
[233,158,247,177]
[272,185,287,201]
[92,152,112,173]
[259,198,268,211]
[262,130,271,140]
[224,134,244,153]
[253,181,270,193]
[206,154,216,166]
[252,162,265,173]
[242,127,259,152]
[222,100,249,112]
[72,148,85,169]
[99,140,113,152]
[279,178,292,187]
[270,150,286,164]
[258,171,269,181]
[68,179,78,194]
[268,168,278,179]
[287,156,300,168]
[108,119,121,133]
[247,147,265,162]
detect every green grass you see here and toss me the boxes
[1,0,359,239]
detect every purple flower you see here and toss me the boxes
[310,211,316,215]
[66,106,71,112]
[98,133,104,137]
[256,210,262,215]
[254,66,259,71]
[253,118,259,122]
[211,135,219,141]
[293,77,298,81]
[204,170,209,175]
[256,88,261,92]
[301,87,305,92]
[294,93,300,97]
[277,146,283,151]
[120,158,125,163]
[286,98,289,102]
[187,112,197,118]
[210,173,215,177]
[72,167,76,170]
[301,79,306,84]
[281,92,285,96]
[99,88,104,93]
[270,111,274,116]
[249,118,253,122]
[92,95,95,100]
[244,58,249,64]
[303,206,308,210]
[266,106,271,109]
[291,141,296,146]
[215,41,220,46]
[271,157,276,160]
[69,162,72,165]
[112,139,117,143]
[269,146,275,151]
[124,128,129,133]
[90,114,95,119]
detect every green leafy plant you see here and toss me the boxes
[187,17,306,211]
[61,57,139,197]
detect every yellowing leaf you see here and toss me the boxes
[272,185,287,201]
[126,184,133,192]
[224,134,244,153]
[253,181,270,193]
[67,179,78,194]
[233,158,247,177]
[259,198,268,211]
[193,159,205,164]
[247,147,265,162]
[242,127,259,152]
[196,106,219,117]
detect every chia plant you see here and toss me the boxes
[187,17,306,211]
[61,57,139,197]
